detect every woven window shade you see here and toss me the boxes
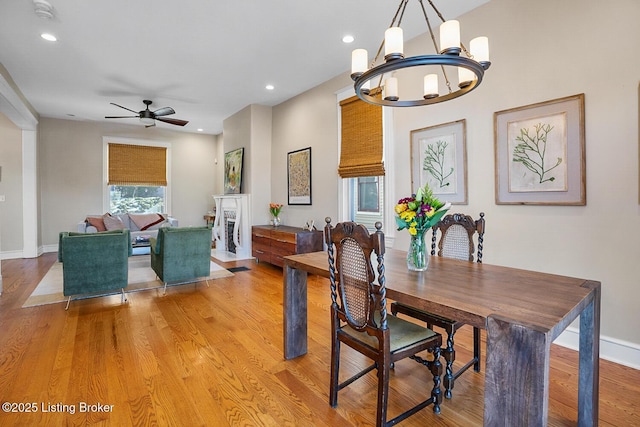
[338,95,384,178]
[108,143,167,186]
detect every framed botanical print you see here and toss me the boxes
[287,147,312,205]
[494,94,585,205]
[410,119,467,204]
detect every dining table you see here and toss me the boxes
[282,248,600,426]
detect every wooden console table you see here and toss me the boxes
[252,225,322,268]
[283,249,601,426]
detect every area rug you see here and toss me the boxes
[22,256,234,308]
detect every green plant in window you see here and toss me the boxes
[512,123,562,184]
[422,140,453,188]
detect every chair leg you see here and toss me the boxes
[473,327,481,372]
[442,328,456,399]
[376,355,391,427]
[64,296,71,311]
[163,282,168,295]
[205,279,210,288]
[329,337,340,407]
[121,288,128,304]
[429,346,443,414]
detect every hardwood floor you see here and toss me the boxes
[0,253,638,426]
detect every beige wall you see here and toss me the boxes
[0,113,24,252]
[221,104,273,225]
[270,0,640,348]
[38,117,219,245]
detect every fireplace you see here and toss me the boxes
[211,194,252,261]
[226,219,236,254]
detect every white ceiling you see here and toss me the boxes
[0,0,488,135]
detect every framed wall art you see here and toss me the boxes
[224,147,244,194]
[287,147,312,205]
[494,94,585,205]
[410,119,467,204]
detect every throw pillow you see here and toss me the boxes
[86,216,106,232]
[129,213,167,231]
[103,213,126,231]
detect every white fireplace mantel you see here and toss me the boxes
[211,194,252,261]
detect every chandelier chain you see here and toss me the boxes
[419,0,452,94]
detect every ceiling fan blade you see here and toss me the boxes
[156,117,189,126]
[105,115,139,119]
[109,102,139,114]
[153,107,175,117]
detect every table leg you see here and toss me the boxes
[485,315,550,426]
[578,283,600,426]
[283,265,308,360]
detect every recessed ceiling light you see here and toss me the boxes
[197,128,203,132]
[342,35,354,43]
[265,84,275,91]
[40,33,57,42]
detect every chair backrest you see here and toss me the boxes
[324,218,387,332]
[431,212,485,263]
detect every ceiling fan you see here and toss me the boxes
[105,99,189,127]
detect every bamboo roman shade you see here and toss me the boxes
[338,95,384,178]
[108,143,167,186]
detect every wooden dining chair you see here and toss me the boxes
[391,212,485,399]
[325,218,443,427]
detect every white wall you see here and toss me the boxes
[271,0,640,356]
[0,113,24,252]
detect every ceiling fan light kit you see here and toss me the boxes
[350,0,491,107]
[105,99,189,128]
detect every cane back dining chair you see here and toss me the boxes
[391,212,485,399]
[325,218,443,427]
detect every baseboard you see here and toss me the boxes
[41,244,58,254]
[553,327,640,370]
[0,249,25,260]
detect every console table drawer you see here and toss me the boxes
[252,225,323,267]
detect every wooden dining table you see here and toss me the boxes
[283,249,600,426]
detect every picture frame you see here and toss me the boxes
[287,147,312,205]
[410,119,467,204]
[494,94,586,205]
[223,147,244,194]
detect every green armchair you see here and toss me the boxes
[58,229,132,310]
[150,226,212,294]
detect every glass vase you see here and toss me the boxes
[407,229,429,271]
[271,216,281,227]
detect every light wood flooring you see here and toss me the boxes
[0,253,638,426]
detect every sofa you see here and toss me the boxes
[58,229,132,309]
[78,213,178,243]
[150,226,212,294]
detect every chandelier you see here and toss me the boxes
[350,0,491,107]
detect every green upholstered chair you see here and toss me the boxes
[58,229,132,310]
[150,226,212,294]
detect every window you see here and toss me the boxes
[109,185,165,214]
[352,176,384,231]
[357,177,380,212]
[105,139,170,214]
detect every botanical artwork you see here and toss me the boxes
[411,119,467,204]
[494,94,585,205]
[419,134,457,195]
[287,147,312,205]
[508,114,567,192]
[224,148,243,194]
